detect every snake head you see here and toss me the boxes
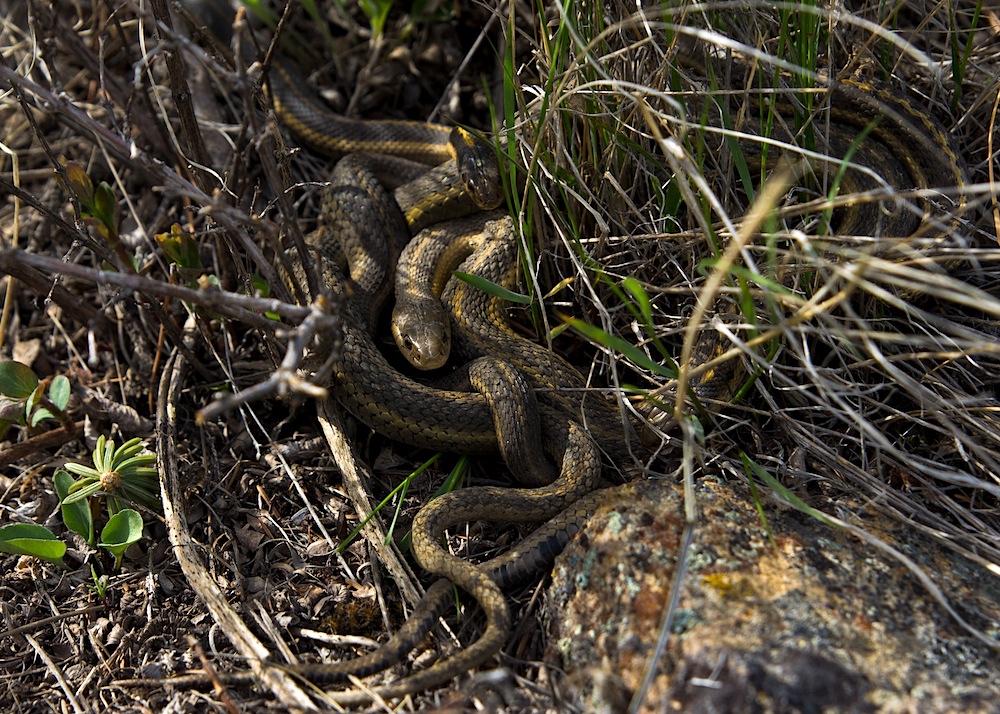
[391,300,452,371]
[449,127,503,210]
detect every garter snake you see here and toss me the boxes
[279,191,619,701]
[749,76,967,241]
[388,77,969,385]
[122,172,622,698]
[677,48,969,248]
[268,59,504,219]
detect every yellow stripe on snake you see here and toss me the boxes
[143,10,969,702]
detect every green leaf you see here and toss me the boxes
[0,362,39,399]
[92,181,119,235]
[107,495,123,517]
[453,271,531,304]
[622,277,652,325]
[24,385,42,423]
[128,468,159,482]
[48,376,71,412]
[98,509,143,569]
[0,524,67,568]
[432,456,469,499]
[335,453,442,556]
[397,456,470,554]
[90,564,108,599]
[116,454,157,473]
[239,0,280,28]
[565,317,677,378]
[63,161,94,207]
[250,275,281,320]
[55,470,94,544]
[63,462,100,479]
[29,407,55,427]
[542,276,574,300]
[741,453,837,528]
[697,258,795,297]
[92,434,112,472]
[251,274,271,299]
[157,224,203,270]
[357,0,393,37]
[61,479,103,505]
[118,478,161,511]
[109,438,145,469]
[99,508,143,546]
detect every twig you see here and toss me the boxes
[0,63,288,300]
[25,634,87,714]
[0,604,106,642]
[0,420,83,470]
[148,0,214,192]
[195,294,340,422]
[156,348,317,710]
[0,246,309,329]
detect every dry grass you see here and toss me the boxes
[530,1,1000,563]
[0,0,998,712]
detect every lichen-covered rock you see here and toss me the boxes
[545,477,1000,713]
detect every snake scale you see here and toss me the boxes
[152,4,969,703]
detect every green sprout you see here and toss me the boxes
[62,160,136,270]
[63,161,120,243]
[97,510,144,570]
[61,436,159,516]
[0,437,158,573]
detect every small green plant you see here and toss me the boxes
[334,454,471,556]
[60,435,160,516]
[90,565,108,599]
[157,223,280,319]
[97,509,144,570]
[55,469,93,544]
[0,436,157,573]
[948,0,984,110]
[62,161,131,266]
[356,0,393,40]
[156,223,204,274]
[63,162,120,240]
[0,361,71,439]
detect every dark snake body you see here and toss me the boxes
[283,182,614,696]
